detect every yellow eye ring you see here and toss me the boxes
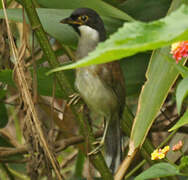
[78,15,88,22]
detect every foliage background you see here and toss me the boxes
[0,0,187,179]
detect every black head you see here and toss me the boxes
[60,8,106,41]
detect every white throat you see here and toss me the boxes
[76,25,100,59]
[79,25,99,42]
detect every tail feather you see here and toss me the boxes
[105,113,122,173]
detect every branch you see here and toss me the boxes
[0,130,103,159]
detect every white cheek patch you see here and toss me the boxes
[78,25,99,41]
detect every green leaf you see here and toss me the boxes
[0,102,8,128]
[0,90,7,99]
[47,4,188,73]
[169,110,188,131]
[8,163,27,175]
[102,16,123,36]
[35,67,75,98]
[0,133,14,147]
[0,68,74,98]
[130,46,181,148]
[135,163,180,180]
[179,156,188,173]
[0,8,77,47]
[0,69,15,87]
[37,0,134,21]
[163,55,188,78]
[118,0,171,22]
[120,53,150,96]
[0,90,8,129]
[74,150,85,178]
[176,76,188,114]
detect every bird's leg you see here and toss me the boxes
[88,119,109,155]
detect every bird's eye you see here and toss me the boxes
[79,15,88,22]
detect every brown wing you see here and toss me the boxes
[96,61,126,113]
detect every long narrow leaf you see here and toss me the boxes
[0,8,123,47]
[169,110,188,131]
[176,76,188,114]
[37,0,134,21]
[130,47,180,148]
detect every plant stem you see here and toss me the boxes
[159,129,178,148]
[122,106,155,164]
[124,160,146,179]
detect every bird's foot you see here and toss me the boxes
[68,93,80,106]
[88,139,104,155]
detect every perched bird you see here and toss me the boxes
[60,8,125,173]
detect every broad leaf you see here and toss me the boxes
[120,53,150,96]
[35,67,75,98]
[135,163,180,180]
[47,4,188,73]
[37,0,134,21]
[0,8,77,47]
[0,8,123,47]
[119,0,171,22]
[169,110,188,131]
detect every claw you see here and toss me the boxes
[88,141,104,155]
[88,120,109,156]
[68,93,80,106]
[92,140,100,145]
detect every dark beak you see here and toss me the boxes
[60,17,82,25]
[60,17,71,24]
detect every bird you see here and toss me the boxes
[60,8,125,173]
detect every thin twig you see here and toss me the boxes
[0,159,28,163]
[60,151,78,168]
[0,130,103,158]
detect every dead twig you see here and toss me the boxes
[0,130,103,158]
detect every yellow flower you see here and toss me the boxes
[151,146,170,160]
[162,145,170,154]
[170,42,181,53]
